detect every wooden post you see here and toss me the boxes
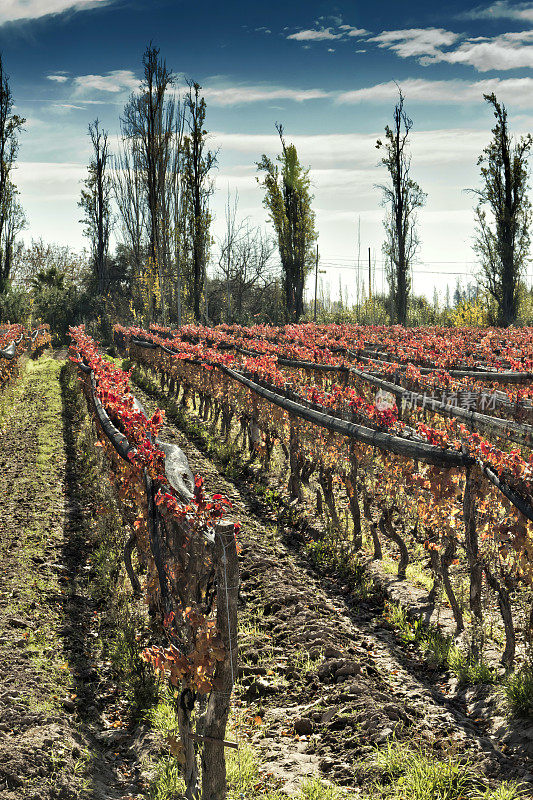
[347,444,362,550]
[179,688,199,800]
[463,467,483,659]
[202,521,239,800]
[144,470,172,617]
[288,416,303,502]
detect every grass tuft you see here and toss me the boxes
[365,740,526,800]
[447,647,497,686]
[502,665,533,717]
[384,602,498,683]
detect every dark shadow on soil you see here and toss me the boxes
[57,361,118,798]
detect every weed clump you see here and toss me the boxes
[502,665,533,717]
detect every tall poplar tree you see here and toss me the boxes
[181,81,217,321]
[0,53,25,297]
[376,89,425,326]
[122,43,178,324]
[257,124,316,322]
[79,119,112,294]
[472,93,532,327]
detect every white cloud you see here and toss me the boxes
[427,34,533,70]
[287,23,368,42]
[287,27,342,41]
[0,0,112,24]
[337,76,533,108]
[370,28,460,58]
[338,24,368,36]
[368,25,533,71]
[73,69,138,94]
[47,74,69,83]
[49,103,86,113]
[202,83,332,105]
[461,1,533,22]
[17,161,86,196]
[211,129,489,170]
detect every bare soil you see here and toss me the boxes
[0,355,155,800]
[132,374,533,797]
[2,351,532,799]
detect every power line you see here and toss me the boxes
[317,263,533,278]
[320,259,476,266]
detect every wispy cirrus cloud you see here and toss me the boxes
[68,71,332,105]
[0,0,113,25]
[287,22,367,42]
[211,130,489,169]
[202,83,332,105]
[50,103,86,112]
[47,74,69,83]
[73,69,138,94]
[460,1,533,22]
[337,76,533,107]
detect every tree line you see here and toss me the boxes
[0,44,531,335]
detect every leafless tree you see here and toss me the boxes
[121,43,178,323]
[215,191,276,323]
[113,134,147,299]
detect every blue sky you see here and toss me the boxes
[4,0,533,301]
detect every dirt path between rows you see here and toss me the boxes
[0,355,151,800]
[132,375,533,797]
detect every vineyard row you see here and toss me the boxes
[115,323,533,670]
[69,326,239,800]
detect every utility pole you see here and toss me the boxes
[227,269,231,324]
[313,245,326,322]
[368,247,372,300]
[176,253,182,328]
[314,244,319,322]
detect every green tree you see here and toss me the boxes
[79,119,112,294]
[376,89,426,326]
[0,54,25,295]
[182,81,217,321]
[257,124,317,322]
[471,93,532,327]
[30,266,80,344]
